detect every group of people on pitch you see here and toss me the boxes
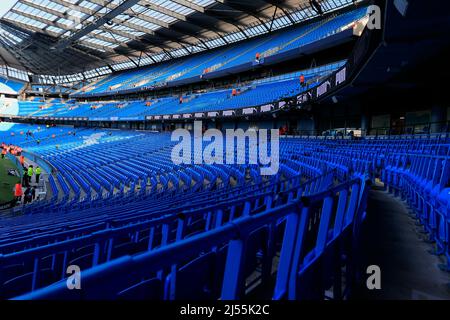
[1,142,22,159]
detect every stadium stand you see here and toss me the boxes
[73,7,367,97]
[0,0,448,304]
[5,61,343,120]
[0,128,449,300]
[0,123,371,299]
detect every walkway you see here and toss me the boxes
[355,185,450,299]
[22,157,50,201]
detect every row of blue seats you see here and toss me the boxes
[2,131,449,300]
[22,132,336,213]
[13,174,370,300]
[0,126,377,299]
[11,61,344,119]
[285,136,450,271]
[0,169,338,298]
[383,149,450,270]
[18,128,450,301]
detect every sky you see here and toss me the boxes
[0,0,17,18]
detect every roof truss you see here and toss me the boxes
[0,0,363,76]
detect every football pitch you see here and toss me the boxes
[0,157,20,204]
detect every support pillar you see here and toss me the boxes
[431,105,447,133]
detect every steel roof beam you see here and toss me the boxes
[17,0,137,43]
[9,9,71,33]
[214,0,272,20]
[258,0,297,10]
[77,40,117,53]
[7,10,128,51]
[170,0,206,12]
[39,0,146,41]
[2,17,61,38]
[140,1,187,21]
[55,0,142,50]
[87,0,173,29]
[212,1,270,32]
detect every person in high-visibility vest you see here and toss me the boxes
[255,52,260,62]
[26,165,33,187]
[1,148,6,159]
[35,166,42,183]
[14,183,23,203]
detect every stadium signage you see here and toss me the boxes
[243,107,257,115]
[222,110,235,116]
[335,67,347,85]
[260,104,275,112]
[143,101,288,121]
[317,80,331,97]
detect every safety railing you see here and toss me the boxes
[12,176,370,300]
[369,120,450,137]
[0,171,333,298]
[21,150,58,175]
[0,171,332,255]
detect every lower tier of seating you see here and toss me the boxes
[0,128,449,300]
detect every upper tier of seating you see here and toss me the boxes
[3,61,343,120]
[73,7,367,97]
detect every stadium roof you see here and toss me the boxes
[0,0,359,79]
